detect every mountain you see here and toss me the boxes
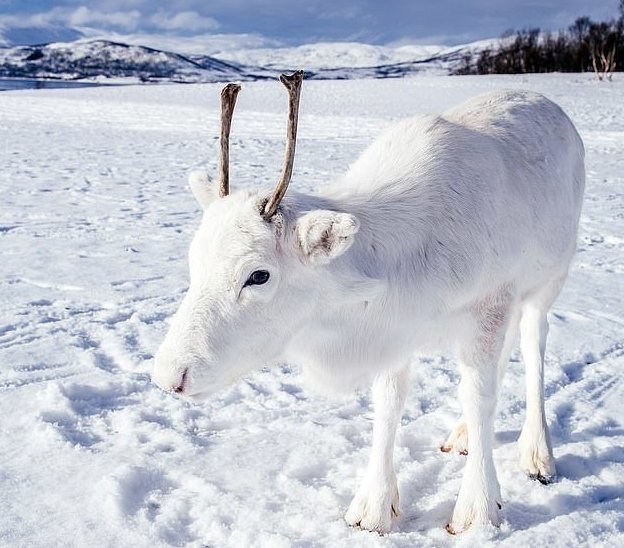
[211,42,448,71]
[0,38,494,83]
[214,38,495,79]
[0,40,253,83]
[300,40,496,79]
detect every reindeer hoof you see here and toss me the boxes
[528,472,555,485]
[345,479,399,535]
[441,421,469,455]
[440,444,468,455]
[518,427,556,481]
[449,482,502,534]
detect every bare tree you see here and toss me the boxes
[589,21,619,80]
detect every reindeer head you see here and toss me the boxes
[152,72,361,400]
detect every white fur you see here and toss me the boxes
[152,90,585,533]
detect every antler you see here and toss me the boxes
[263,70,304,219]
[218,83,241,198]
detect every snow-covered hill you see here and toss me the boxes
[0,39,251,83]
[0,74,622,547]
[212,42,446,70]
[0,38,495,83]
[213,39,496,73]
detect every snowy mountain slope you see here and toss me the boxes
[212,41,446,70]
[0,38,495,82]
[213,39,496,74]
[0,74,623,547]
[0,39,252,82]
[303,42,496,79]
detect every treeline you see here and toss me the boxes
[455,2,624,79]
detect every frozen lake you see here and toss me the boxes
[0,77,104,91]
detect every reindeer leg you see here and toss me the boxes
[345,365,409,534]
[447,288,512,533]
[518,279,562,484]
[442,308,520,456]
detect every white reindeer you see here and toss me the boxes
[152,71,585,534]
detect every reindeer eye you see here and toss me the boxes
[244,270,270,288]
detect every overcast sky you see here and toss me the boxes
[0,0,620,47]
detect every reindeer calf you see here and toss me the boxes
[153,73,585,533]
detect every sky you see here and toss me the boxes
[0,0,621,51]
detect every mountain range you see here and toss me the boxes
[0,37,493,83]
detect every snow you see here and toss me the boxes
[209,39,499,75]
[212,42,446,70]
[0,37,494,83]
[0,39,247,83]
[1,73,623,547]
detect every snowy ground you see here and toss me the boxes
[1,74,623,547]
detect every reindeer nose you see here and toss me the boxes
[172,368,188,393]
[151,348,192,394]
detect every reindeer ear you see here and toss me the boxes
[189,171,218,210]
[296,210,360,265]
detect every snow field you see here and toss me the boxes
[0,73,623,547]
